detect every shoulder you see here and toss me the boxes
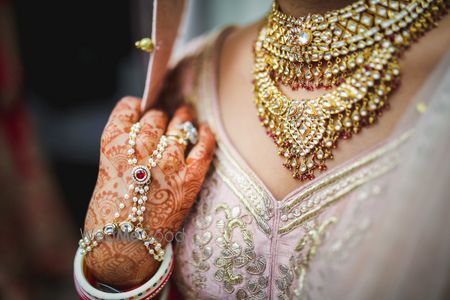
[158,28,233,112]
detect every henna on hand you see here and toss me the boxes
[83,97,215,288]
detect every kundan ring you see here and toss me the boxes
[167,121,198,145]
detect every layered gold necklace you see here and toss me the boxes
[253,0,447,180]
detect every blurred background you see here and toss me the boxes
[0,0,269,299]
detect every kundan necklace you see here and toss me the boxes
[253,0,447,181]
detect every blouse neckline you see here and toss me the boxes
[197,26,443,204]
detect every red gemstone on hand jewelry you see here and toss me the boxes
[136,170,146,180]
[132,165,151,185]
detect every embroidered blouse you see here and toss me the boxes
[166,28,418,300]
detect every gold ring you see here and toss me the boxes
[166,134,188,146]
[166,121,198,146]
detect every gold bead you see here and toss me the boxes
[135,38,154,53]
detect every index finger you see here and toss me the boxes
[186,124,216,179]
[107,96,141,131]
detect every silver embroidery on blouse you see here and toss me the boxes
[189,172,217,295]
[276,217,337,299]
[215,149,274,237]
[213,204,268,298]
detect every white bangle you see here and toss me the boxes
[74,243,173,300]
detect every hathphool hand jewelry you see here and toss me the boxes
[253,0,448,180]
[78,121,198,262]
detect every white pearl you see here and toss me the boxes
[148,158,154,164]
[124,194,129,199]
[134,187,139,192]
[156,154,162,159]
[138,199,143,205]
[129,184,134,190]
[142,196,148,201]
[144,186,149,192]
[132,217,137,222]
[114,212,120,218]
[136,210,142,215]
[153,150,158,155]
[128,214,133,219]
[127,149,134,155]
[151,162,156,167]
[141,207,146,212]
[128,159,133,165]
[119,203,125,209]
[138,216,144,222]
[133,197,138,202]
[128,140,135,146]
[132,207,137,212]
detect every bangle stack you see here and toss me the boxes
[74,243,174,300]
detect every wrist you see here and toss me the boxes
[84,239,160,288]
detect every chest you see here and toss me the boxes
[216,29,444,200]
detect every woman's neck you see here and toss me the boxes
[277,0,357,17]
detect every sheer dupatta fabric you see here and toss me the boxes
[313,50,450,300]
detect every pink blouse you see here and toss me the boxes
[169,28,413,299]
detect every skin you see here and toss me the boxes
[84,98,215,288]
[85,0,450,289]
[276,0,356,16]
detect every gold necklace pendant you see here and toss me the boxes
[253,0,448,180]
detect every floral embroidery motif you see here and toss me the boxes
[214,149,274,237]
[189,172,217,294]
[236,276,269,300]
[213,204,268,298]
[276,217,337,299]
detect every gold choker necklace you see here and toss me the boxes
[253,0,447,181]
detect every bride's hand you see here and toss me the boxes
[83,97,215,288]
